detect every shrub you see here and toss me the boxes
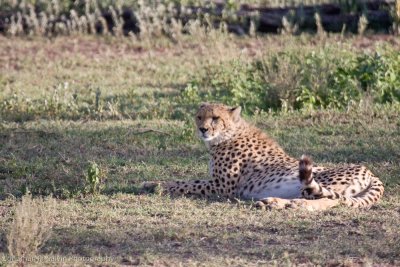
[179,60,268,114]
[7,193,56,264]
[180,47,400,113]
[342,51,400,104]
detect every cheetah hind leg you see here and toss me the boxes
[255,197,340,211]
[286,198,340,211]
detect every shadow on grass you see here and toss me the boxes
[40,214,400,265]
[0,87,190,123]
[0,125,205,199]
[0,230,6,254]
[298,145,400,165]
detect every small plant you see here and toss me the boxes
[358,14,368,36]
[248,19,257,37]
[85,161,102,195]
[180,119,196,142]
[180,83,201,106]
[280,14,298,35]
[315,13,326,37]
[7,193,56,265]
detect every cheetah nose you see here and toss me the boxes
[199,127,208,133]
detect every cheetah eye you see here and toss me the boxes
[197,116,202,120]
[212,116,219,121]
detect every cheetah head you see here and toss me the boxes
[195,103,243,145]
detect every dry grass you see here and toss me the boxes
[7,194,56,265]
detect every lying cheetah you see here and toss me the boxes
[154,103,384,210]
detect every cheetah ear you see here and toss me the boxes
[230,106,242,122]
[199,102,209,108]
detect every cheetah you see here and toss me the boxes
[153,103,384,211]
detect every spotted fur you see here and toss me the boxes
[163,103,384,210]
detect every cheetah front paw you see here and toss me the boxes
[255,197,292,210]
[140,181,163,194]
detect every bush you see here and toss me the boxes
[180,47,400,113]
[343,51,400,103]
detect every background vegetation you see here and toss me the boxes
[0,0,399,266]
[0,0,398,36]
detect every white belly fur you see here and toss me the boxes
[241,180,302,200]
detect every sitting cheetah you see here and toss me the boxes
[155,103,384,210]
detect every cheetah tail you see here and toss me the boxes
[298,155,334,199]
[299,155,313,185]
[299,155,385,207]
[340,173,385,208]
